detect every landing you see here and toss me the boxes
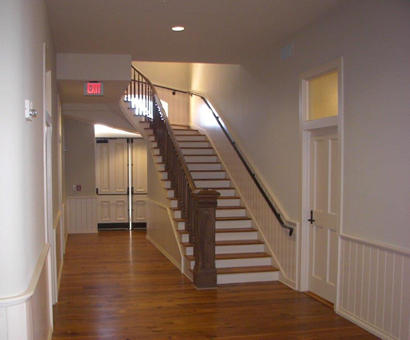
[52,231,375,339]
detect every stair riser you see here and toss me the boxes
[177,221,185,230]
[190,257,272,270]
[179,142,210,148]
[174,210,181,219]
[187,163,222,171]
[182,231,257,243]
[154,155,162,163]
[157,164,165,171]
[182,149,215,155]
[185,244,264,256]
[216,219,252,228]
[195,180,231,188]
[191,172,227,179]
[150,142,158,148]
[163,181,171,189]
[167,190,174,198]
[161,172,168,180]
[218,199,241,207]
[216,232,258,241]
[169,200,178,208]
[173,131,200,135]
[217,271,279,285]
[176,136,207,141]
[216,209,247,218]
[215,189,236,197]
[184,155,218,162]
[152,149,160,155]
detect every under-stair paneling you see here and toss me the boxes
[146,150,182,269]
[338,235,410,340]
[67,196,97,233]
[155,86,190,126]
[190,96,297,285]
[132,198,146,222]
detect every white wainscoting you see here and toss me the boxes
[190,96,298,286]
[337,234,410,340]
[67,196,97,233]
[0,244,52,340]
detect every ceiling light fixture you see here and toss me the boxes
[171,26,185,32]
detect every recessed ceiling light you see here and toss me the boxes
[171,26,185,32]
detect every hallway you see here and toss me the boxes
[52,232,375,339]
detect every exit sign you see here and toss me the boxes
[84,81,104,96]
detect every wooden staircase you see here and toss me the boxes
[142,121,279,285]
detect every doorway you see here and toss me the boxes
[95,136,147,230]
[299,58,343,305]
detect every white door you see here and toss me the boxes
[132,139,147,194]
[95,139,129,225]
[309,127,339,303]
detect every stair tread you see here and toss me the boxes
[195,179,229,181]
[218,196,240,200]
[184,154,216,156]
[216,216,250,221]
[217,265,278,274]
[179,227,256,234]
[186,161,221,164]
[190,170,226,172]
[185,252,271,261]
[181,147,213,149]
[182,239,264,247]
[174,133,204,136]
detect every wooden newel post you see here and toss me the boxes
[192,189,220,289]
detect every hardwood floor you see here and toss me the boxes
[52,231,376,340]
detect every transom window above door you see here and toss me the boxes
[307,70,338,120]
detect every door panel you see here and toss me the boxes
[309,127,339,303]
[132,139,147,193]
[110,139,128,194]
[95,142,110,194]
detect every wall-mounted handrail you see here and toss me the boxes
[152,83,295,236]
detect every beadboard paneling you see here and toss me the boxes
[67,196,97,234]
[338,235,410,340]
[190,96,297,285]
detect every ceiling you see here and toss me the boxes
[46,0,341,63]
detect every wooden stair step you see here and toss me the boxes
[190,170,226,172]
[179,227,257,234]
[174,133,204,136]
[186,161,221,164]
[182,239,264,247]
[217,265,278,274]
[216,217,250,221]
[185,252,271,261]
[181,147,213,149]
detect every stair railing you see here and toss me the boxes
[125,66,219,288]
[151,83,295,237]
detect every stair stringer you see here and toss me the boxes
[143,123,194,282]
[118,101,192,280]
[191,124,297,289]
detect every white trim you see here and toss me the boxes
[146,234,181,271]
[340,233,410,257]
[336,306,396,340]
[0,244,50,307]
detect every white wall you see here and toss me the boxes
[189,1,410,338]
[0,0,56,337]
[133,61,191,90]
[190,0,410,249]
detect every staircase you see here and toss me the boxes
[140,121,279,285]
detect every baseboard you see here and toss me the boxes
[279,274,296,290]
[336,306,396,340]
[146,234,181,271]
[47,326,53,340]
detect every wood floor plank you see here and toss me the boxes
[52,231,376,339]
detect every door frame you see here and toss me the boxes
[298,57,344,308]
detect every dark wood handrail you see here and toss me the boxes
[152,83,295,237]
[125,66,219,288]
[130,66,198,193]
